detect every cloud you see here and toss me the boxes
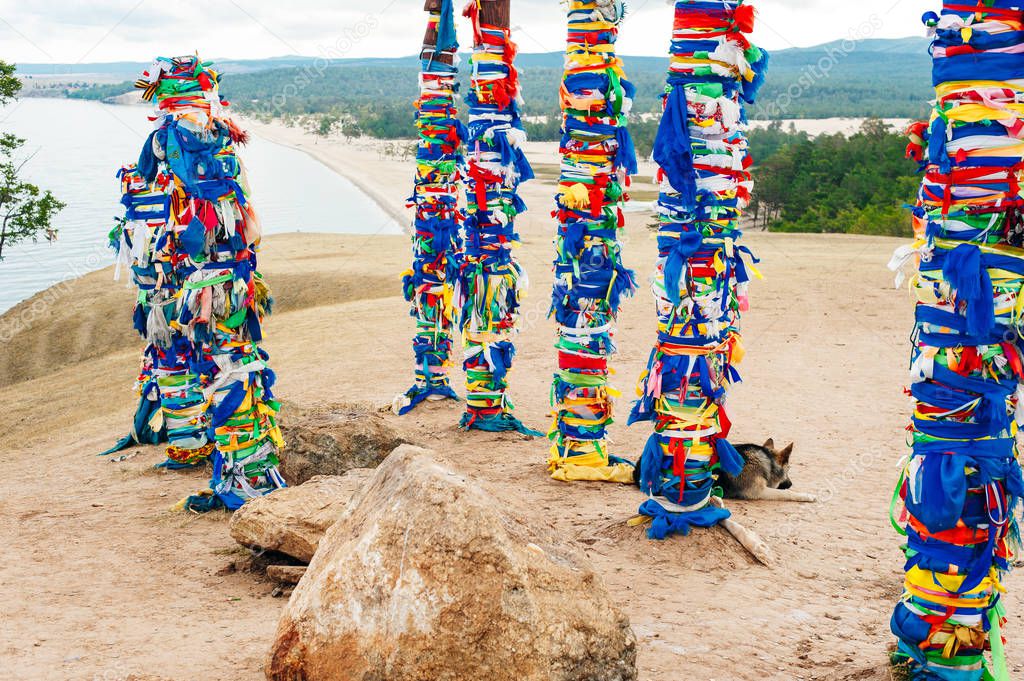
[0,0,931,64]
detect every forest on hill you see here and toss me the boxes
[62,37,933,124]
[748,120,919,236]
[55,38,928,236]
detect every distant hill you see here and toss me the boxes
[15,55,424,80]
[754,36,932,118]
[19,36,933,120]
[16,60,149,78]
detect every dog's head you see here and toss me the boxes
[762,439,795,490]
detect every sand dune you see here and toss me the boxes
[1,124,1020,681]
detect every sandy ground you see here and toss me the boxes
[1,120,1021,681]
[747,117,912,137]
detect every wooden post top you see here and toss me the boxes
[479,0,511,29]
[420,0,455,65]
[420,0,512,64]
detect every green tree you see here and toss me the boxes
[0,61,19,102]
[0,60,65,261]
[314,113,339,139]
[749,119,918,236]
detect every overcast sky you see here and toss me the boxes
[0,0,933,64]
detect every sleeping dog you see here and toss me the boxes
[718,439,816,502]
[633,438,816,502]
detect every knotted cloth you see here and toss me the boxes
[133,56,286,511]
[398,1,466,415]
[547,0,638,484]
[888,5,1024,679]
[629,0,767,538]
[458,1,541,436]
[100,165,177,457]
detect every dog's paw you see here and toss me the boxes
[794,492,818,503]
[722,517,776,567]
[746,537,776,567]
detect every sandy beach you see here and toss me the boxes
[747,117,913,137]
[1,118,1020,681]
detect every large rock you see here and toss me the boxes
[278,404,407,485]
[230,471,372,563]
[267,445,637,681]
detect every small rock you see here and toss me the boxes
[230,470,372,563]
[215,562,238,576]
[278,403,408,485]
[267,565,307,585]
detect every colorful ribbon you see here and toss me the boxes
[118,166,215,468]
[458,4,540,436]
[547,0,637,484]
[888,5,1024,679]
[100,165,177,457]
[398,2,466,415]
[133,56,286,511]
[629,0,767,538]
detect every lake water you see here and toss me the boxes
[0,98,402,314]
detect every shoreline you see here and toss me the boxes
[240,118,660,238]
[242,117,413,232]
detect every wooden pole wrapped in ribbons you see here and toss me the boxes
[888,5,1024,678]
[458,0,540,435]
[547,0,637,483]
[629,1,767,538]
[132,56,286,511]
[398,0,466,415]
